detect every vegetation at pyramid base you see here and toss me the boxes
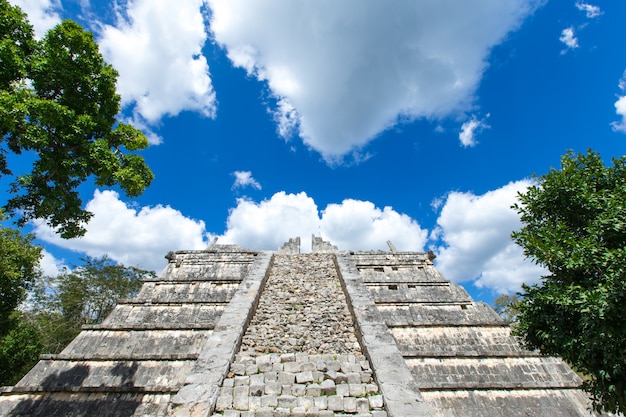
[0,213,41,337]
[0,0,153,239]
[512,149,626,415]
[0,255,154,385]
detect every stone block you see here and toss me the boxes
[274,408,291,417]
[278,372,295,385]
[304,407,320,417]
[336,383,350,397]
[260,394,278,408]
[327,395,343,411]
[292,383,306,396]
[306,383,321,397]
[298,396,314,409]
[233,386,249,410]
[296,371,314,383]
[356,397,370,413]
[265,381,282,395]
[245,364,259,375]
[280,353,295,363]
[349,383,365,397]
[248,396,261,410]
[320,379,336,395]
[368,394,384,409]
[314,395,328,410]
[343,396,357,413]
[284,361,301,373]
[291,406,307,417]
[215,394,232,411]
[301,361,316,372]
[254,407,275,417]
[234,376,249,386]
[278,394,297,409]
[347,372,362,384]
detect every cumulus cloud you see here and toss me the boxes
[459,114,490,147]
[98,0,216,132]
[8,0,61,38]
[212,192,427,253]
[432,180,547,294]
[320,200,427,252]
[575,2,602,19]
[611,72,626,133]
[559,27,579,52]
[39,249,66,277]
[214,192,321,252]
[32,187,544,295]
[207,0,540,160]
[33,190,209,273]
[232,171,262,190]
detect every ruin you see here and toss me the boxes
[0,237,606,416]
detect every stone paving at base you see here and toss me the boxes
[211,254,387,417]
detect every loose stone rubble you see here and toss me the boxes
[213,254,385,416]
[240,254,360,356]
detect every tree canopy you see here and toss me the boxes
[31,256,154,353]
[0,1,153,238]
[512,149,626,414]
[0,212,41,336]
[0,256,153,385]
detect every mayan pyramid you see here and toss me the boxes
[0,236,606,416]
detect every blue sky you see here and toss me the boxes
[5,0,626,304]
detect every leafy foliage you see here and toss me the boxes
[492,293,520,326]
[512,150,626,414]
[31,256,154,353]
[0,213,41,336]
[0,311,43,385]
[0,1,153,238]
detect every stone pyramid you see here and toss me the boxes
[0,237,606,416]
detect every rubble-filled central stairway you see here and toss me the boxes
[213,253,383,417]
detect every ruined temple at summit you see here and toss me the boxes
[0,237,608,416]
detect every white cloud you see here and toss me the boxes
[207,0,540,160]
[33,190,208,273]
[575,2,602,19]
[215,192,321,252]
[459,114,490,147]
[612,72,626,133]
[8,0,61,38]
[559,27,579,52]
[612,95,626,133]
[98,0,216,131]
[212,192,427,253]
[432,180,547,294]
[320,200,428,252]
[32,187,546,295]
[39,249,66,277]
[232,171,262,190]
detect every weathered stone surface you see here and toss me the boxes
[0,240,607,417]
[239,254,361,356]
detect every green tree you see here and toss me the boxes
[512,149,626,414]
[0,1,153,238]
[0,213,41,337]
[0,213,42,385]
[32,256,154,352]
[0,311,43,385]
[492,293,520,326]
